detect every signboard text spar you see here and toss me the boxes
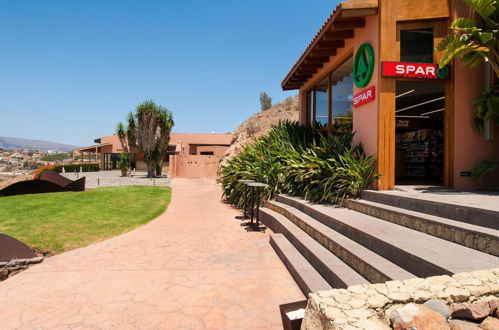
[382,62,448,79]
[353,86,375,108]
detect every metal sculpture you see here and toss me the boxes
[0,170,85,197]
[0,233,37,261]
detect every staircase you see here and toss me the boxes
[260,191,499,296]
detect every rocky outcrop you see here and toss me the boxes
[220,96,299,167]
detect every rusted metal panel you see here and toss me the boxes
[0,233,36,261]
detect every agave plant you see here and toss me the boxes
[220,121,377,206]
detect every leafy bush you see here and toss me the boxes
[220,121,377,206]
[34,163,99,179]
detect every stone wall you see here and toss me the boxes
[301,268,499,329]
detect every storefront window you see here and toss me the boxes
[400,28,434,63]
[306,57,353,133]
[314,77,329,128]
[331,59,353,133]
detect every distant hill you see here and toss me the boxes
[0,136,78,152]
[221,95,299,166]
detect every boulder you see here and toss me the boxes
[424,299,451,318]
[452,302,491,321]
[448,319,481,330]
[390,303,450,330]
[480,317,499,330]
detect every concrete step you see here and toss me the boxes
[275,195,499,277]
[269,233,332,296]
[362,190,499,230]
[260,207,369,288]
[264,202,415,283]
[346,199,499,257]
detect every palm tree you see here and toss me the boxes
[133,100,174,178]
[117,100,174,178]
[116,113,137,176]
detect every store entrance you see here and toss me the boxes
[395,81,445,185]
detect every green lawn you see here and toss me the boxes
[0,186,171,254]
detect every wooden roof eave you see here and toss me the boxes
[281,0,378,91]
[73,143,113,153]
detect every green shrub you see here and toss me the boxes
[220,121,377,206]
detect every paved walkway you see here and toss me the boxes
[0,178,303,329]
[62,170,170,189]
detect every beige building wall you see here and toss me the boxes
[451,0,499,190]
[170,155,220,178]
[351,14,379,157]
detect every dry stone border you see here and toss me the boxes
[0,256,43,281]
[301,268,499,329]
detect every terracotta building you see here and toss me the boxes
[74,133,232,178]
[283,0,499,190]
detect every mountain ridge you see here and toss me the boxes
[0,136,78,152]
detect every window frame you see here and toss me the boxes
[304,55,354,134]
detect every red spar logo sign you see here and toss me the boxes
[382,62,439,79]
[353,86,375,108]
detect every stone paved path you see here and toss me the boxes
[0,178,303,329]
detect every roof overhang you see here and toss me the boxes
[73,143,112,153]
[281,0,378,91]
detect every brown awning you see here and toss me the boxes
[281,0,378,91]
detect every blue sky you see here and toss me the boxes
[0,0,338,146]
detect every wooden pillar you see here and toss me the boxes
[327,74,333,135]
[376,0,397,190]
[298,90,308,125]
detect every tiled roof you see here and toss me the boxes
[281,0,378,90]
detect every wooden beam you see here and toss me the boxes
[295,69,317,75]
[293,74,312,80]
[310,49,337,57]
[340,0,378,10]
[304,57,329,64]
[299,63,323,70]
[333,19,365,29]
[340,8,378,18]
[290,78,307,83]
[323,30,355,41]
[317,40,345,49]
[377,0,396,190]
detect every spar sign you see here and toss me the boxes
[353,86,375,108]
[382,62,450,79]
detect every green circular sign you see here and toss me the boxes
[353,43,375,88]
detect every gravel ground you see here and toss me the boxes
[62,170,170,189]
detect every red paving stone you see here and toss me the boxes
[0,178,303,329]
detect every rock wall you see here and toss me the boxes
[302,268,499,329]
